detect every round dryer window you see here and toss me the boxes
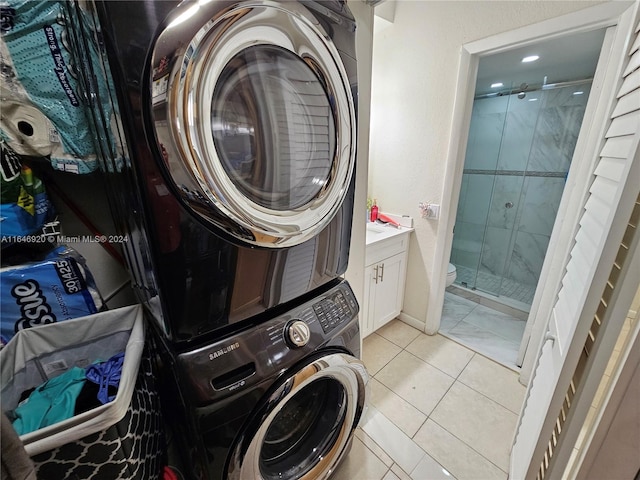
[150,0,356,248]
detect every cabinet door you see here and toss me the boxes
[372,253,405,331]
[362,263,377,337]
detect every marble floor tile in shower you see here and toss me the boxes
[440,292,477,332]
[444,320,521,368]
[439,293,525,369]
[462,303,527,344]
[453,265,536,305]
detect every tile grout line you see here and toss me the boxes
[401,354,477,460]
[428,416,510,476]
[361,407,425,471]
[410,336,523,414]
[438,328,521,373]
[399,338,516,475]
[368,332,404,376]
[366,320,522,479]
[454,382,525,416]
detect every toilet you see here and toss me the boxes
[446,263,457,287]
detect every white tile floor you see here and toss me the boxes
[333,320,527,480]
[438,292,527,369]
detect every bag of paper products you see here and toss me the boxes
[0,246,104,346]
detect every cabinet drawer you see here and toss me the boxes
[365,233,409,266]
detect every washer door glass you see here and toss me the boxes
[260,377,346,479]
[213,45,335,212]
[228,353,368,480]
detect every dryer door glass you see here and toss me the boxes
[151,1,356,247]
[212,45,335,211]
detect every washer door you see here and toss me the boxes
[150,0,356,247]
[227,352,368,479]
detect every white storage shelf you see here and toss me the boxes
[362,224,412,337]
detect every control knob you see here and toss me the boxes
[286,320,311,348]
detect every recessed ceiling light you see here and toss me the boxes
[522,55,540,63]
[528,98,538,102]
[491,82,504,88]
[573,91,584,95]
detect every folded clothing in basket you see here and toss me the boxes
[0,246,103,345]
[10,352,124,436]
[11,366,86,436]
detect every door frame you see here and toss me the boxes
[426,1,637,380]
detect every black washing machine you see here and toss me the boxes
[91,0,360,348]
[154,280,368,479]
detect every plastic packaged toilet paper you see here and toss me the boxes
[0,246,104,346]
[0,1,113,174]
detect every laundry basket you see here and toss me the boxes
[0,304,164,479]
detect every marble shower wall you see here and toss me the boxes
[452,84,591,301]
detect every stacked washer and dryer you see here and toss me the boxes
[90,1,368,478]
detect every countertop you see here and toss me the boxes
[365,222,413,246]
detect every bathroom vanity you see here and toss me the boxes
[362,223,412,337]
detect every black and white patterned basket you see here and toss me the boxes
[1,305,165,480]
[31,352,164,480]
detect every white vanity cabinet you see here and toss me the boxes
[362,227,411,337]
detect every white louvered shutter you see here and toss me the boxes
[511,13,640,480]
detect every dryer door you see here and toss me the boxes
[227,352,368,479]
[150,0,356,248]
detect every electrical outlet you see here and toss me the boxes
[418,202,440,219]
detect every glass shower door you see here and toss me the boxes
[451,90,512,291]
[452,81,592,306]
[476,86,544,298]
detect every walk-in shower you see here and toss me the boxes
[450,79,592,309]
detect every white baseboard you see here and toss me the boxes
[397,312,428,333]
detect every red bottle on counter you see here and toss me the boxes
[370,199,378,222]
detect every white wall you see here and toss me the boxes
[368,0,604,328]
[345,1,374,327]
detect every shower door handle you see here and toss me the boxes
[505,202,514,209]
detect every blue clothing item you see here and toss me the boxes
[12,366,87,435]
[85,352,124,405]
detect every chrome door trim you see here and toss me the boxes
[227,352,368,479]
[151,0,356,247]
